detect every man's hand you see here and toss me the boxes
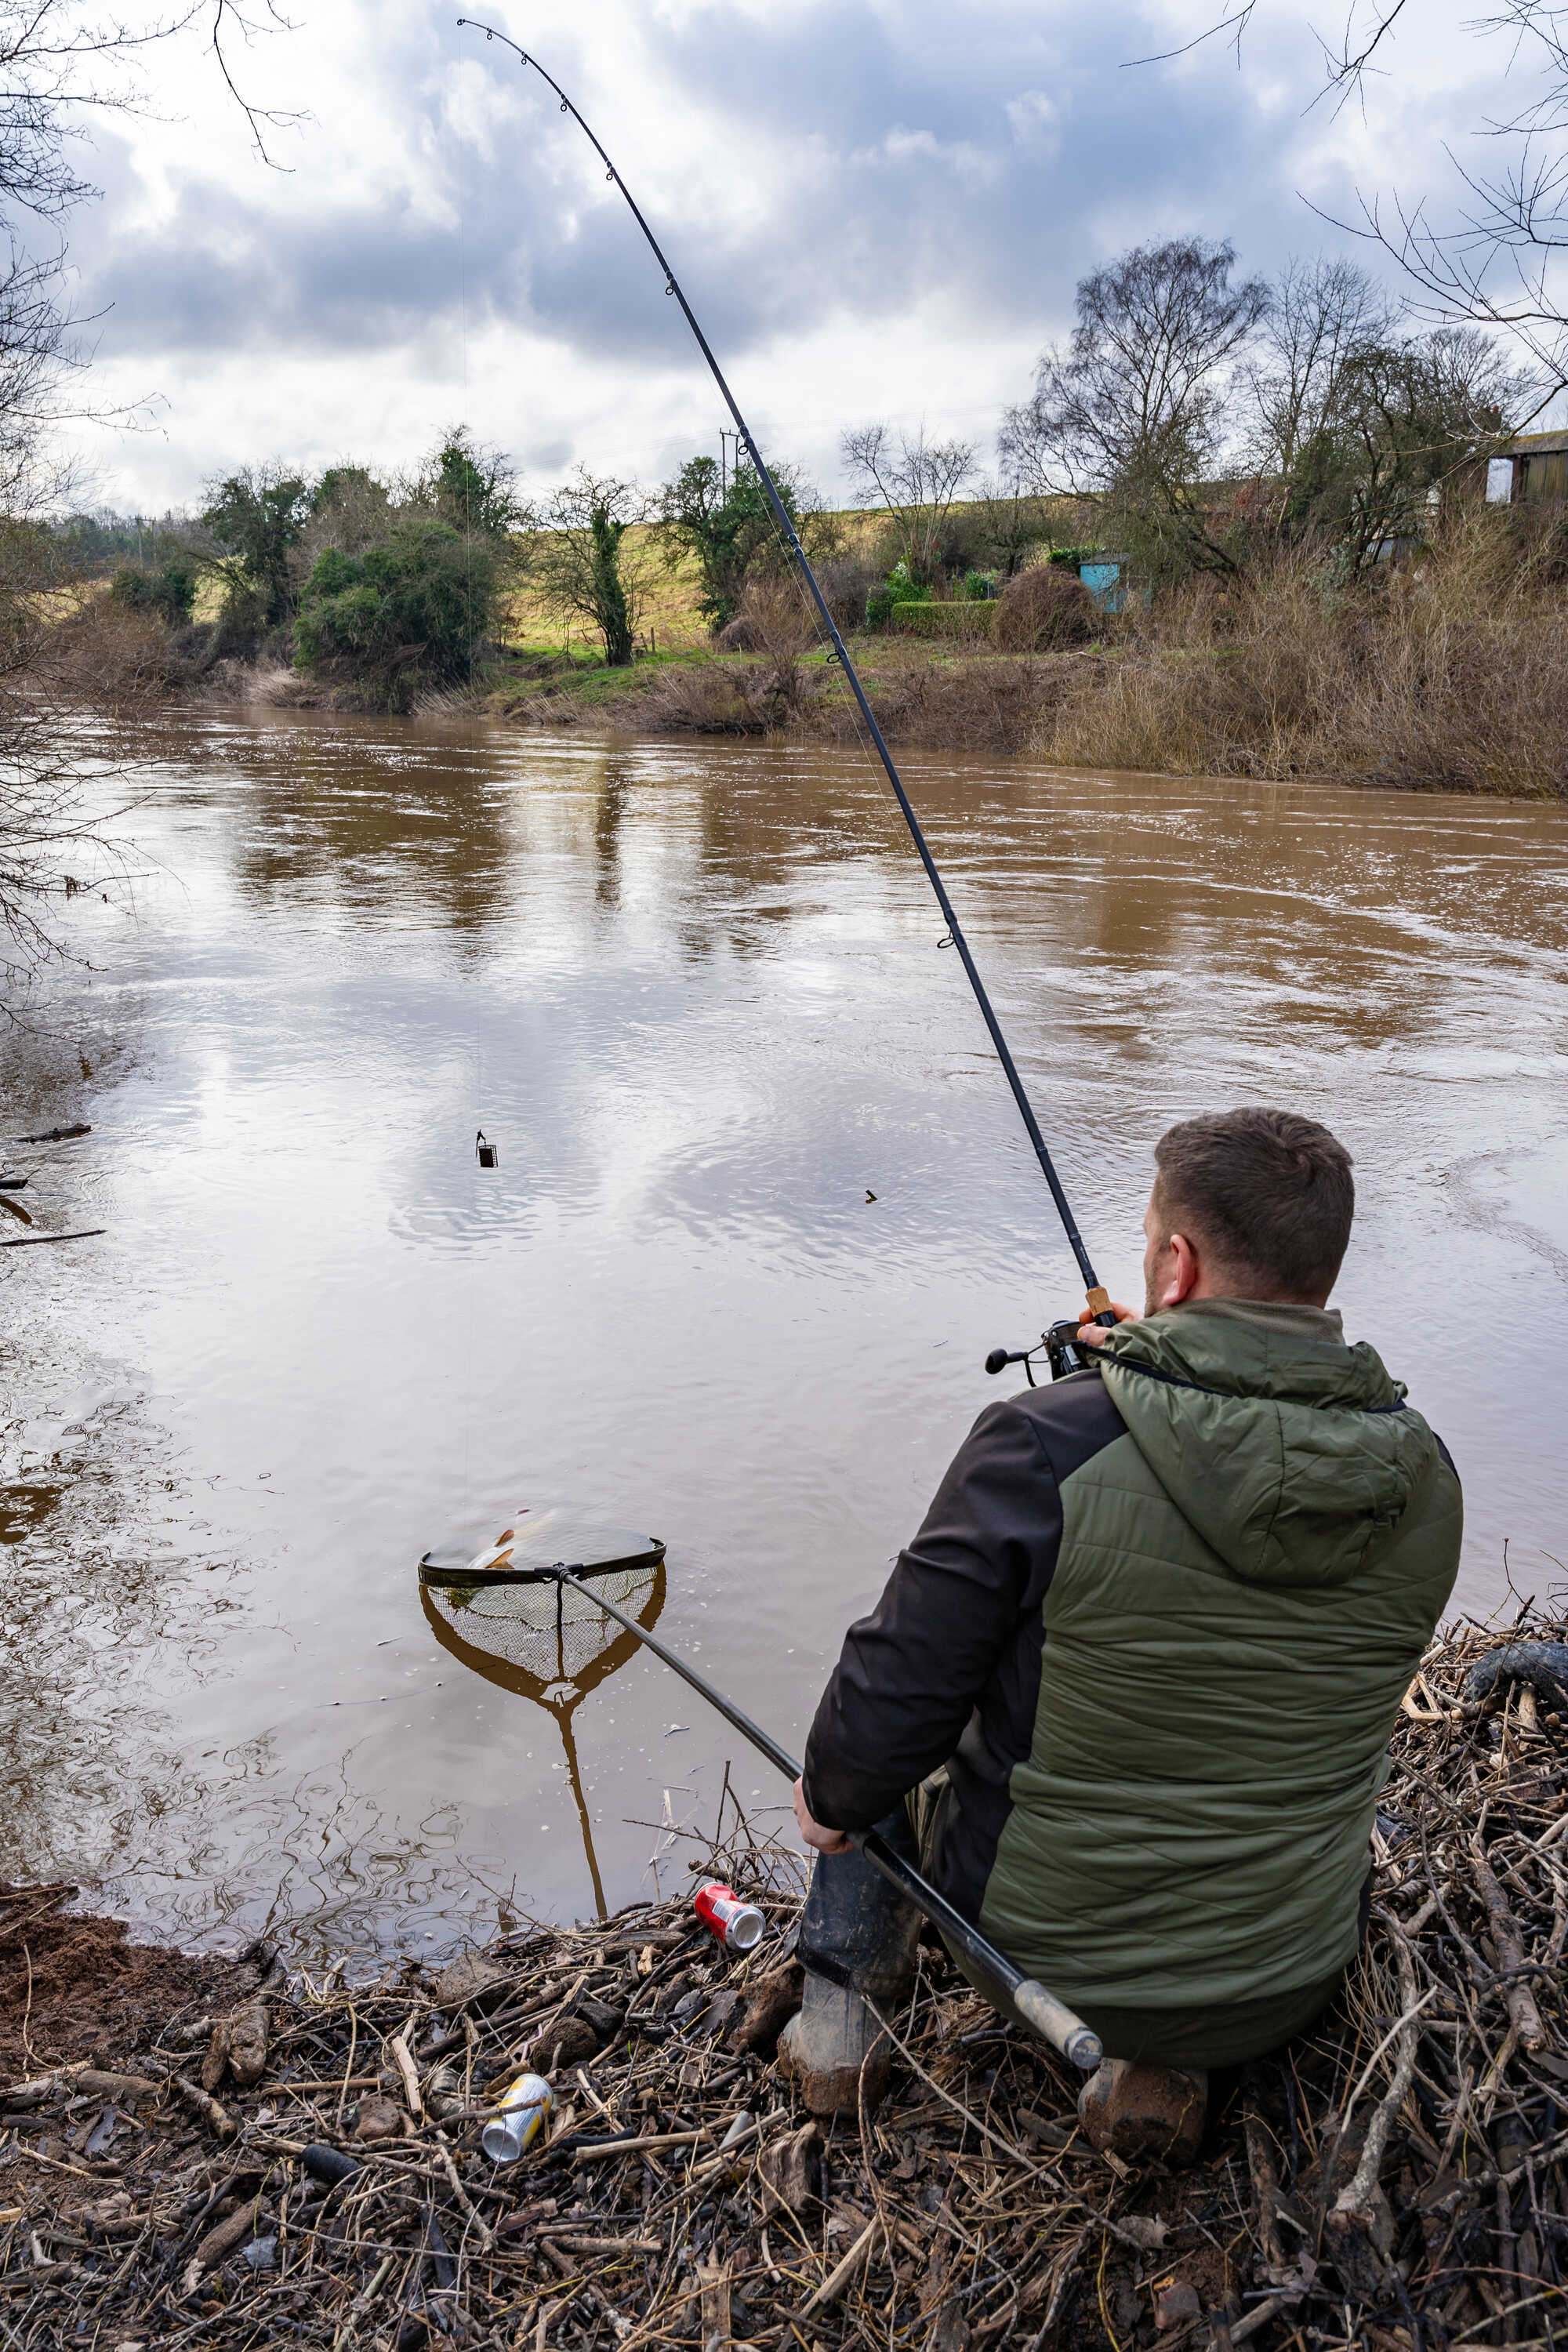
[1076,1300,1138,1346]
[793,1777,853,1856]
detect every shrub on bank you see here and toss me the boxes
[107,557,199,626]
[295,520,495,697]
[1040,511,1568,796]
[993,564,1095,652]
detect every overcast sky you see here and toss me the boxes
[53,0,1543,514]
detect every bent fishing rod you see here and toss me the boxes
[456,18,1114,1335]
[546,1563,1102,2072]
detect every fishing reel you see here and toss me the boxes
[985,1319,1098,1385]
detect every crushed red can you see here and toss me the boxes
[694,1881,765,1952]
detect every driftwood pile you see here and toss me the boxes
[0,1605,1564,2351]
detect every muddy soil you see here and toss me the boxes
[0,1882,253,2078]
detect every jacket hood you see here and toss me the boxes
[1094,1298,1437,1588]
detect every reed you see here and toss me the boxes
[1043,507,1568,797]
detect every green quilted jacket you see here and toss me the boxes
[804,1298,1463,2067]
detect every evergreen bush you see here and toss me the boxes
[107,557,198,626]
[295,520,495,695]
[889,601,995,637]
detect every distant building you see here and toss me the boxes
[1077,555,1128,612]
[1493,430,1568,505]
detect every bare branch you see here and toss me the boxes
[840,422,976,583]
[1148,0,1568,379]
[205,0,303,169]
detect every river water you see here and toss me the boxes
[2,713,1565,1957]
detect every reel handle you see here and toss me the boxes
[985,1296,1119,1383]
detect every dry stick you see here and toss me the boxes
[434,2133,492,2253]
[795,2214,884,2319]
[1231,2292,1293,2347]
[389,2033,423,2120]
[857,2045,899,2332]
[862,1994,1037,2170]
[335,2004,359,2133]
[0,1229,106,1247]
[19,1947,37,2077]
[571,2128,712,2162]
[1241,2077,1285,2275]
[1338,1980,1439,2123]
[862,1994,1163,2259]
[172,2075,235,2141]
[1335,1936,1424,2227]
[1472,1842,1549,2053]
[1027,2233,1090,2352]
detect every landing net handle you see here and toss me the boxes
[455,16,1112,1323]
[544,1566,1102,2072]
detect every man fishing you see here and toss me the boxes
[786,1106,1462,2143]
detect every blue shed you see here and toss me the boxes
[1077,557,1128,612]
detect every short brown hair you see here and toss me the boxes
[1153,1108,1355,1300]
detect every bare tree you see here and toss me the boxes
[1000,237,1270,576]
[1159,0,1568,400]
[967,473,1059,577]
[1242,256,1396,478]
[0,1,296,996]
[840,423,976,585]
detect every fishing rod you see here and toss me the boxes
[455,18,1113,1333]
[543,1565,1102,2072]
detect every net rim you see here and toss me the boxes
[417,1535,665,1590]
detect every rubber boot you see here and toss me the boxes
[778,1812,922,2118]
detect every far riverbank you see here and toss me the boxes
[53,510,1568,797]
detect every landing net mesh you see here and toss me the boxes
[421,1563,662,1701]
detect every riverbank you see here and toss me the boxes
[57,609,1568,799]
[4,1609,1563,2349]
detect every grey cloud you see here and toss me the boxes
[58,0,1475,506]
[73,0,1371,374]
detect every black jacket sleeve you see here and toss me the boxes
[800,1399,1065,1832]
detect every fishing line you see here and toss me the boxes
[451,22,487,1510]
[454,16,1112,1323]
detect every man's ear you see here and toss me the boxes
[1160,1230,1202,1308]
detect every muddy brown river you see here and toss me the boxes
[2,713,1565,1957]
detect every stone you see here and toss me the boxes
[776,1973,892,2117]
[225,2002,269,2089]
[1152,2276,1203,2331]
[353,2095,406,2143]
[199,2022,229,2094]
[1076,2059,1208,2166]
[527,2015,601,2072]
[432,1954,510,2012]
[574,1994,625,2037]
[931,2303,971,2352]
